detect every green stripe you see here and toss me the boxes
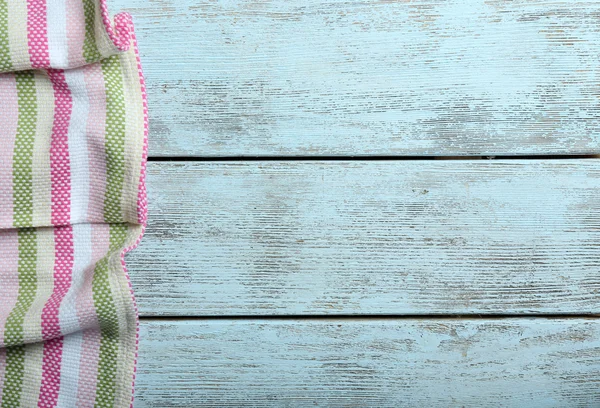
[82,0,102,63]
[2,72,39,408]
[101,55,126,224]
[93,54,128,408]
[1,229,37,408]
[0,0,11,71]
[12,72,37,228]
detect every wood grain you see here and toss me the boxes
[127,160,600,316]
[134,318,600,407]
[113,0,600,157]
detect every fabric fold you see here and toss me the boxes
[0,0,148,407]
[0,0,136,73]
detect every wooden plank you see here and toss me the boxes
[134,318,600,407]
[114,0,600,157]
[127,160,600,316]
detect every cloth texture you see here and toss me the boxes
[0,0,148,406]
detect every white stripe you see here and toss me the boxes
[56,331,83,407]
[58,223,92,333]
[58,223,91,338]
[19,343,44,406]
[6,0,28,71]
[65,66,90,224]
[56,222,92,405]
[32,72,54,227]
[56,41,91,408]
[46,0,69,68]
[57,69,93,397]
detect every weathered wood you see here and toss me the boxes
[114,0,600,157]
[134,318,600,407]
[127,160,600,316]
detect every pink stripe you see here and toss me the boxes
[99,1,131,52]
[0,75,18,228]
[120,15,148,407]
[0,230,19,399]
[38,70,74,408]
[47,70,73,227]
[38,338,64,408]
[76,329,102,406]
[76,224,110,406]
[66,0,86,68]
[27,0,51,68]
[82,63,107,222]
[127,13,149,228]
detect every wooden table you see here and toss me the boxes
[115,0,600,406]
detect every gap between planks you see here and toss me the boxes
[147,154,600,162]
[140,314,600,322]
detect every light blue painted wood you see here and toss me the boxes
[134,318,600,407]
[108,2,600,405]
[113,0,600,156]
[127,160,600,316]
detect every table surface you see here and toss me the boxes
[114,0,600,406]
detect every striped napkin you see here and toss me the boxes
[0,0,148,407]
